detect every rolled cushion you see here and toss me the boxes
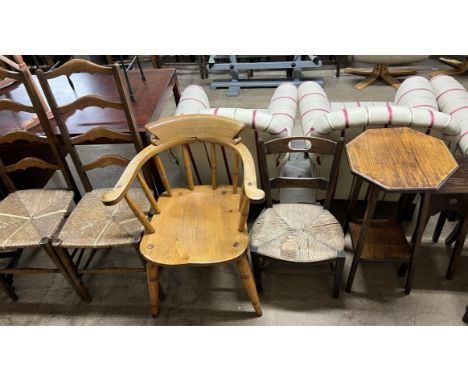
[298,81,331,136]
[175,84,210,115]
[353,55,428,65]
[267,83,298,135]
[431,75,468,154]
[394,76,438,111]
[307,105,458,139]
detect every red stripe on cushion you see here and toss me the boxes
[305,126,315,135]
[436,88,466,101]
[343,108,349,129]
[395,87,433,104]
[271,96,298,104]
[301,108,329,118]
[426,110,435,135]
[387,103,393,125]
[357,101,361,107]
[179,97,208,108]
[214,107,219,115]
[252,109,257,129]
[450,106,468,115]
[298,92,327,102]
[413,104,438,110]
[273,112,295,122]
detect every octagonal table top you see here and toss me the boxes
[346,128,458,192]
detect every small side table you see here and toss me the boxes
[345,128,458,294]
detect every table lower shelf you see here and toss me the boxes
[349,220,412,261]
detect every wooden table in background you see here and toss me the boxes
[345,128,458,294]
[0,68,180,190]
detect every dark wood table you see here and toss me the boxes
[0,68,180,136]
[345,128,458,294]
[0,68,180,191]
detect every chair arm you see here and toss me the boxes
[101,138,194,206]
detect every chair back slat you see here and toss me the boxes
[82,155,130,172]
[4,157,60,173]
[0,131,48,145]
[182,144,194,190]
[210,143,217,189]
[270,177,329,190]
[70,127,135,145]
[258,136,344,209]
[59,95,124,115]
[153,155,172,196]
[0,99,35,113]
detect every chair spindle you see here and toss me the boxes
[153,155,172,196]
[182,144,194,190]
[137,173,161,214]
[210,143,217,189]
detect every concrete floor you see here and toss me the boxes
[1,57,467,325]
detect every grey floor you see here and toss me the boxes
[1,57,467,325]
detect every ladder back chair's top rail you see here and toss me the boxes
[0,66,22,81]
[263,135,339,156]
[145,114,245,144]
[36,58,114,80]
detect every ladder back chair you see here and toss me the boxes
[250,136,345,298]
[0,65,89,302]
[102,115,265,317]
[36,59,155,286]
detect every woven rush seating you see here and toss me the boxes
[250,204,344,263]
[57,188,150,248]
[0,189,73,250]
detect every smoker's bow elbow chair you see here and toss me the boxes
[102,115,265,317]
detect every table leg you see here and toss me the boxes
[173,75,181,105]
[405,192,431,294]
[446,216,468,280]
[346,183,380,293]
[344,176,363,235]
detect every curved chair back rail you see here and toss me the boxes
[36,59,146,193]
[103,115,265,236]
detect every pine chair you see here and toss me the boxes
[0,64,89,302]
[102,115,265,317]
[36,59,156,287]
[250,136,345,298]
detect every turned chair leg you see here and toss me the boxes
[146,262,160,317]
[250,251,263,293]
[333,254,345,299]
[236,255,262,317]
[0,274,18,301]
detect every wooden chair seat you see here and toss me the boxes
[250,204,344,263]
[140,185,249,266]
[0,189,73,250]
[58,188,150,248]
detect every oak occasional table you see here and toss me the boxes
[345,128,458,294]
